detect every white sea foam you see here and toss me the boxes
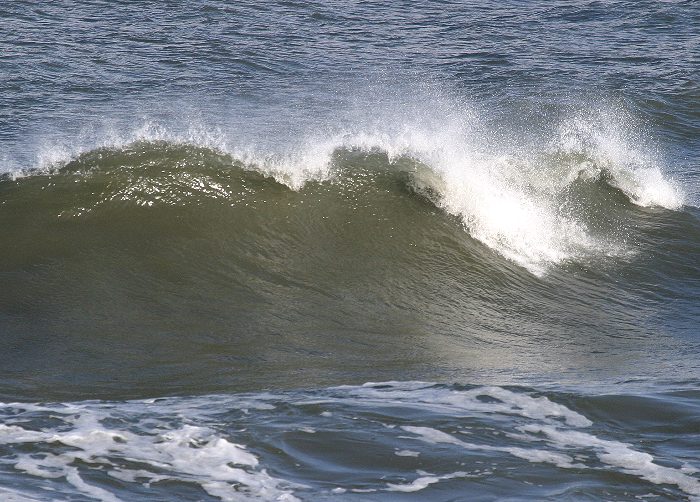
[0,383,698,500]
[401,425,582,470]
[386,470,472,492]
[518,424,700,498]
[0,487,44,502]
[347,382,592,427]
[556,113,684,210]
[0,404,299,502]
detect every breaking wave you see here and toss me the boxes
[1,101,684,275]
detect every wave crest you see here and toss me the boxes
[2,102,684,275]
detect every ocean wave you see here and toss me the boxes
[1,152,679,279]
[0,95,685,275]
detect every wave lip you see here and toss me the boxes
[2,101,686,275]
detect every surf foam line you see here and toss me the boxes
[0,401,303,502]
[0,382,698,501]
[2,103,684,275]
[332,382,700,499]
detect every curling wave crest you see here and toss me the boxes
[2,100,684,275]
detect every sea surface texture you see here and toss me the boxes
[1,1,699,500]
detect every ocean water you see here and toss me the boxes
[1,1,699,500]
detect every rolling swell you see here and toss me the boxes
[1,139,698,399]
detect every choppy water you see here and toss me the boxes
[1,1,699,500]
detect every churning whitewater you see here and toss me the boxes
[2,97,684,275]
[1,383,699,501]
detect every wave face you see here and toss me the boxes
[1,137,699,400]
